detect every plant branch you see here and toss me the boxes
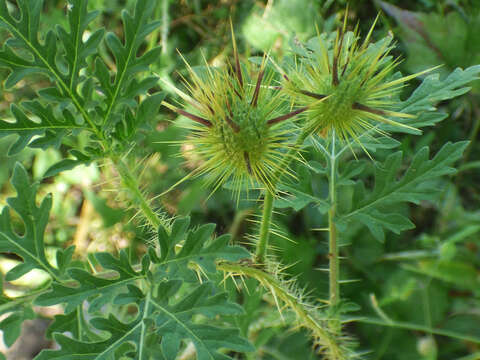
[256,191,274,263]
[218,262,345,359]
[328,130,340,309]
[138,290,151,360]
[255,129,310,263]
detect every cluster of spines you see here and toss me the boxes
[162,31,309,196]
[282,13,437,152]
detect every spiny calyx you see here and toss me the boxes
[162,39,305,195]
[285,14,436,146]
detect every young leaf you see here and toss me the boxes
[340,141,468,241]
[0,163,63,281]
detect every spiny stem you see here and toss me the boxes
[256,191,274,263]
[218,262,344,358]
[256,129,310,263]
[112,156,169,232]
[328,130,340,330]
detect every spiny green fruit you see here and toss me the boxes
[162,35,306,196]
[283,14,437,151]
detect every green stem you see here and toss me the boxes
[255,130,310,263]
[256,191,274,263]
[328,131,339,308]
[161,0,169,55]
[217,262,342,356]
[139,290,151,360]
[112,156,168,232]
[327,130,341,338]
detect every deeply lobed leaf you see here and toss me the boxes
[340,141,468,241]
[0,163,65,281]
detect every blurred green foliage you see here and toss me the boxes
[0,0,479,359]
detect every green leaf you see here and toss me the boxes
[0,278,36,348]
[97,0,161,130]
[43,150,93,178]
[46,309,80,340]
[57,1,105,91]
[394,65,480,131]
[155,217,250,276]
[152,281,254,360]
[39,281,252,360]
[0,102,86,155]
[37,314,141,360]
[341,142,468,241]
[35,250,145,313]
[275,163,329,213]
[0,0,101,88]
[0,163,63,281]
[0,0,101,152]
[402,66,480,112]
[0,0,47,87]
[0,306,35,347]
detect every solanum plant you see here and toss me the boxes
[0,1,479,359]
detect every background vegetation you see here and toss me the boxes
[0,0,479,359]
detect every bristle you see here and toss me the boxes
[251,69,265,107]
[351,102,387,116]
[300,91,327,100]
[332,29,343,86]
[230,19,243,89]
[267,107,308,126]
[244,151,252,175]
[173,107,212,127]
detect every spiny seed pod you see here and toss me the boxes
[283,14,437,149]
[162,36,306,195]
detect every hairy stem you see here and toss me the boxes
[112,156,169,232]
[255,129,310,263]
[256,191,274,263]
[218,262,344,359]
